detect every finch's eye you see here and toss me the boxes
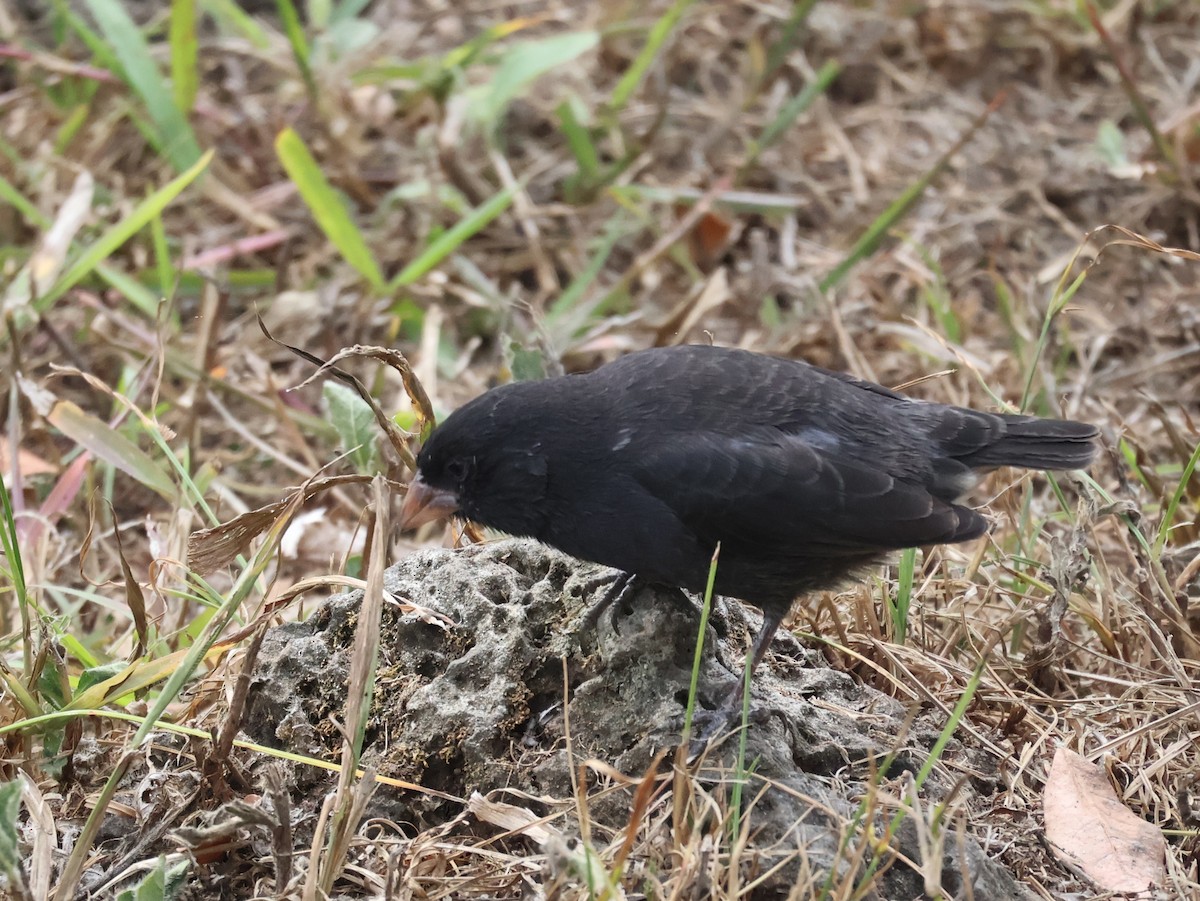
[444,458,469,481]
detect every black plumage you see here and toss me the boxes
[400,345,1097,678]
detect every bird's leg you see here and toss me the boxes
[704,605,789,734]
[747,605,788,675]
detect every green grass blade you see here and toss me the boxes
[681,544,720,746]
[850,661,985,896]
[745,60,839,167]
[547,215,628,321]
[132,502,300,746]
[150,213,175,300]
[0,462,31,676]
[608,0,697,115]
[97,263,164,320]
[891,548,916,644]
[201,0,270,46]
[35,151,213,313]
[1153,439,1200,558]
[557,98,597,176]
[760,0,819,86]
[84,0,203,172]
[275,128,385,291]
[820,94,1002,293]
[1019,269,1087,411]
[388,184,517,289]
[729,638,754,841]
[275,0,316,98]
[169,0,199,113]
[0,173,48,228]
[59,1,123,79]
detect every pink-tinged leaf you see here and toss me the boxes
[1044,746,1166,893]
[17,451,90,549]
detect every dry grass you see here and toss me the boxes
[1,0,1199,897]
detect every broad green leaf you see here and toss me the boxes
[323,381,381,474]
[76,662,129,695]
[506,339,546,381]
[331,0,373,22]
[115,856,190,901]
[0,781,22,884]
[65,649,194,712]
[1095,120,1128,168]
[466,31,598,130]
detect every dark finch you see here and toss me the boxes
[401,345,1097,678]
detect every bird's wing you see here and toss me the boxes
[629,429,985,554]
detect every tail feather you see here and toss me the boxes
[962,416,1098,471]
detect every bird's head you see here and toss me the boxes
[399,386,551,537]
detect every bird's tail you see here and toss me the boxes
[963,416,1099,471]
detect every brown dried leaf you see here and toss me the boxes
[188,474,375,574]
[1044,746,1166,893]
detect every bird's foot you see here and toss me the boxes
[683,687,772,756]
[578,571,640,632]
[577,572,695,633]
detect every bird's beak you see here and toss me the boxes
[399,475,460,531]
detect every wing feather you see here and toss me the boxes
[630,429,985,555]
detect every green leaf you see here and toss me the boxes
[77,661,130,695]
[331,0,373,22]
[323,382,381,474]
[0,172,48,228]
[466,31,599,131]
[0,780,22,886]
[324,17,379,56]
[506,339,546,381]
[84,0,203,172]
[548,215,628,322]
[309,0,332,29]
[116,856,190,901]
[1095,119,1128,168]
[275,128,385,291]
[47,401,177,500]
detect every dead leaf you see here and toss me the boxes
[1044,746,1166,893]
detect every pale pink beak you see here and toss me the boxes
[399,476,460,530]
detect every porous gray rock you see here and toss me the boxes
[245,538,1030,899]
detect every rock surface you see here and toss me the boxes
[245,538,1030,899]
